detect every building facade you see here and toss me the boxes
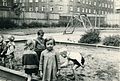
[16,0,114,14]
[0,0,13,18]
[5,0,114,26]
[105,0,120,26]
[114,0,120,13]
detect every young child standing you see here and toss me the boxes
[0,35,7,66]
[34,29,45,61]
[5,35,15,69]
[39,37,60,81]
[22,40,39,81]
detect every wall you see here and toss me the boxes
[12,12,60,25]
[105,13,120,25]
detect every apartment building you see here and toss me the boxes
[0,0,13,18]
[12,0,114,25]
[114,0,120,13]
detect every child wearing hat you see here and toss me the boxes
[34,29,45,61]
[59,48,85,70]
[0,35,7,66]
[39,37,60,81]
[22,39,39,81]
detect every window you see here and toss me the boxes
[35,0,39,2]
[102,3,104,7]
[50,0,53,2]
[29,7,33,11]
[14,0,17,3]
[20,0,22,3]
[82,8,84,12]
[99,4,101,7]
[89,1,91,5]
[102,11,104,14]
[83,0,85,3]
[42,6,45,11]
[35,7,39,11]
[86,9,88,13]
[93,10,96,14]
[94,2,96,5]
[111,5,113,8]
[105,4,107,8]
[3,2,7,6]
[23,0,25,2]
[89,9,91,13]
[108,5,110,8]
[22,3,25,6]
[22,8,25,11]
[86,0,88,4]
[50,7,53,11]
[105,11,107,14]
[41,0,44,2]
[99,10,101,14]
[77,7,80,12]
[78,0,80,2]
[29,0,33,2]
[70,7,73,11]
[2,0,6,2]
[2,0,7,6]
[59,6,63,11]
[70,0,73,2]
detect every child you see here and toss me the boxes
[0,35,7,66]
[34,29,45,61]
[39,37,60,81]
[22,40,39,81]
[59,48,85,70]
[5,35,15,69]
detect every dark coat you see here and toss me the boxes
[0,41,7,57]
[34,37,45,52]
[22,50,39,69]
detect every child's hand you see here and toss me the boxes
[57,71,60,76]
[39,71,43,77]
[1,52,3,55]
[81,65,85,68]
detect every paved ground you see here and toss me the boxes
[1,30,120,81]
[3,30,120,44]
[0,77,11,81]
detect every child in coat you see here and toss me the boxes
[22,40,39,81]
[0,35,7,66]
[34,29,45,61]
[59,48,85,70]
[5,35,15,69]
[39,37,60,81]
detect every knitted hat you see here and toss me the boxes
[8,35,15,41]
[24,39,34,50]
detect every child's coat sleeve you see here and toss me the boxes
[55,53,61,71]
[60,59,69,67]
[39,52,44,72]
[1,42,7,55]
[6,43,15,55]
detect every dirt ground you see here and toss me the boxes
[14,42,120,81]
[1,28,120,81]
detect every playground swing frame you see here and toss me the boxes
[63,14,93,34]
